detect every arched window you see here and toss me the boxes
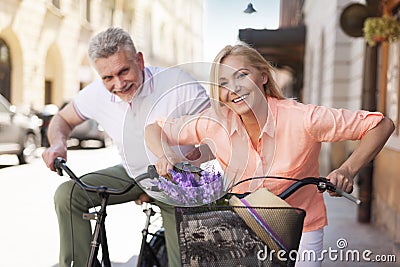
[80,0,92,22]
[0,39,11,101]
[52,0,60,9]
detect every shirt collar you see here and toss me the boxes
[227,96,276,138]
[217,107,240,136]
[261,97,275,138]
[138,67,154,97]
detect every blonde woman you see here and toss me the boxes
[145,43,394,266]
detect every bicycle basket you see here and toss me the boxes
[175,206,305,267]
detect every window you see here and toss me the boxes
[45,80,53,105]
[80,0,92,22]
[52,0,60,9]
[0,39,11,102]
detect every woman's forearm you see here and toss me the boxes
[145,123,164,158]
[340,117,395,177]
[145,123,177,158]
[145,123,184,176]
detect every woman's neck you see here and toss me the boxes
[240,102,268,132]
[240,104,268,150]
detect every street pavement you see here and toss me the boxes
[323,192,398,266]
[0,146,398,266]
[0,146,146,267]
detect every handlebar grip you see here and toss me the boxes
[320,178,361,205]
[54,157,66,176]
[147,165,159,179]
[334,187,361,205]
[174,161,203,174]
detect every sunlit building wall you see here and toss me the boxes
[0,0,204,111]
[302,0,366,175]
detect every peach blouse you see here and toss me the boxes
[158,97,383,232]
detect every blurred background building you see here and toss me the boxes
[0,0,203,110]
[303,0,400,258]
[239,0,399,258]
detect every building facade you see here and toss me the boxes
[0,0,204,110]
[303,0,400,256]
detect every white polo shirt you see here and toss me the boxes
[73,66,210,177]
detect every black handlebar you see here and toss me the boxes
[53,157,152,195]
[228,175,361,205]
[277,177,361,204]
[54,158,361,204]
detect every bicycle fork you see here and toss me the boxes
[136,204,164,267]
[83,191,111,267]
[137,204,154,265]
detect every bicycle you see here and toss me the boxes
[53,157,168,267]
[54,158,360,267]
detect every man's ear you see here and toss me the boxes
[136,52,145,70]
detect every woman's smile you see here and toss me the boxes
[232,93,250,103]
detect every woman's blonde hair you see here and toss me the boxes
[210,42,285,113]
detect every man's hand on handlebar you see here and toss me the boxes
[42,144,68,172]
[326,168,354,197]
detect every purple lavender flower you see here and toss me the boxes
[153,167,224,206]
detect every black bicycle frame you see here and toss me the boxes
[86,190,111,267]
[54,157,153,267]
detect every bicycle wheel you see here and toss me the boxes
[139,228,168,267]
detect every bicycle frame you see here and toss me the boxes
[137,204,166,267]
[54,158,361,267]
[54,157,153,267]
[86,189,112,267]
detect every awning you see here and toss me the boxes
[238,25,306,71]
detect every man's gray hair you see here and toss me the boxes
[88,27,137,61]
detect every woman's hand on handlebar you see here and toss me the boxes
[326,168,354,197]
[42,144,68,172]
[155,153,183,178]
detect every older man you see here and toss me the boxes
[43,27,209,267]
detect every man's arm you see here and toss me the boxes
[42,102,84,171]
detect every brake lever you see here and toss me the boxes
[54,157,65,176]
[319,177,360,205]
[56,167,63,176]
[147,165,159,179]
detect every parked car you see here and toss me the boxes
[38,103,109,148]
[0,94,42,164]
[69,119,109,148]
[37,104,58,147]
